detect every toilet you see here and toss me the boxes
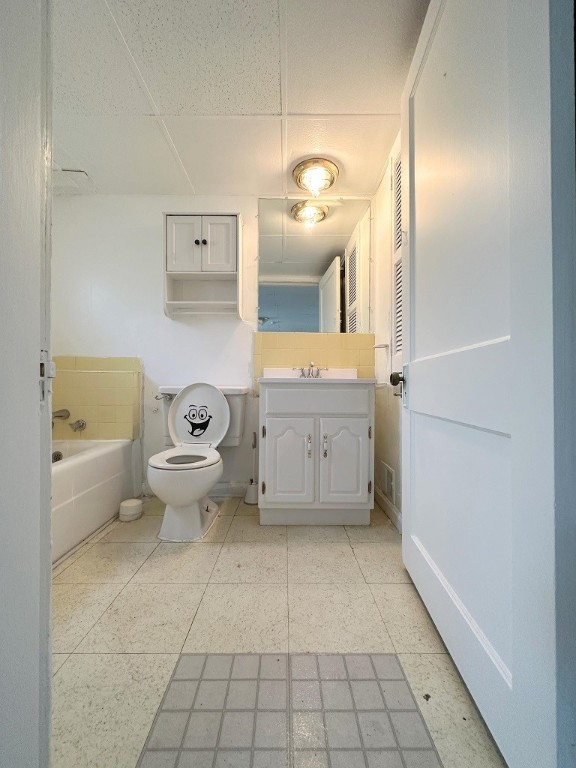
[148,382,243,541]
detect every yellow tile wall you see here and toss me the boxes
[52,356,141,440]
[253,332,375,390]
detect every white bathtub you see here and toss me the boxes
[51,440,134,563]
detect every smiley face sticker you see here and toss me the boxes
[183,404,212,437]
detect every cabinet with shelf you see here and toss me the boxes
[164,214,241,317]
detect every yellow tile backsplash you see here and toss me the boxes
[52,356,141,440]
[253,333,375,390]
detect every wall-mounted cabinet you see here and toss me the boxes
[164,214,241,317]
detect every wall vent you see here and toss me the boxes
[393,158,402,252]
[393,259,403,355]
[379,460,395,505]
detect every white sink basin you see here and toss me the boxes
[262,367,357,379]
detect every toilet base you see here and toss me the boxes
[158,497,220,542]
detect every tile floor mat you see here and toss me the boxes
[137,654,444,768]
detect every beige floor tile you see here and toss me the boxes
[199,514,234,543]
[131,542,221,583]
[287,525,349,543]
[370,584,445,653]
[400,653,507,768]
[53,542,157,584]
[142,496,165,516]
[345,509,401,544]
[75,583,205,653]
[52,653,177,768]
[288,583,394,653]
[217,497,241,515]
[288,542,364,583]
[234,499,259,515]
[352,543,412,584]
[225,515,287,543]
[52,583,124,652]
[52,519,120,577]
[211,542,288,583]
[52,654,70,675]
[183,584,288,653]
[101,515,162,543]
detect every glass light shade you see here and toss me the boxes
[292,158,339,197]
[291,200,329,228]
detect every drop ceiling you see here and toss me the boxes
[52,0,429,196]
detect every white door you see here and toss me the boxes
[201,215,237,272]
[263,418,315,503]
[166,215,202,272]
[319,417,369,504]
[319,256,341,332]
[400,1,562,766]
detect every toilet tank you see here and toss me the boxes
[158,385,248,447]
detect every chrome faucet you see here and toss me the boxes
[294,362,327,379]
[52,408,70,429]
[69,419,87,432]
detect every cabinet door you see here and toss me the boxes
[166,215,202,272]
[201,216,237,272]
[319,417,370,504]
[264,418,315,504]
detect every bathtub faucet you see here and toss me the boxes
[52,408,70,429]
[69,419,87,432]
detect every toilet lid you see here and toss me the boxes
[168,383,230,447]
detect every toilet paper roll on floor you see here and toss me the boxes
[119,498,143,522]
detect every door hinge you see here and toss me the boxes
[368,480,372,494]
[262,425,266,438]
[368,426,372,439]
[261,481,266,495]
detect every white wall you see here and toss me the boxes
[370,139,403,526]
[52,195,259,489]
[0,1,51,765]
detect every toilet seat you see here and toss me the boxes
[148,445,221,471]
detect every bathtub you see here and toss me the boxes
[51,440,135,563]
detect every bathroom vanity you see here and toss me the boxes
[258,378,375,524]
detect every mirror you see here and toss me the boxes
[258,198,371,332]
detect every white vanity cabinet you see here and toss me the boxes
[164,214,241,317]
[258,379,375,525]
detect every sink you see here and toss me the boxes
[262,367,357,379]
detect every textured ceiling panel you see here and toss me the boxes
[259,237,284,263]
[164,118,283,194]
[286,0,429,114]
[260,261,330,279]
[286,117,400,195]
[53,0,152,115]
[53,116,192,194]
[107,0,281,115]
[260,235,349,278]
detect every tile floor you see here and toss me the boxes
[51,497,507,768]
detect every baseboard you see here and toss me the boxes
[375,486,402,533]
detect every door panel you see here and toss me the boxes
[319,417,369,504]
[166,215,202,271]
[201,215,236,272]
[264,417,314,503]
[402,0,558,764]
[319,256,341,332]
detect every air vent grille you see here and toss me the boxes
[348,246,357,307]
[393,158,402,252]
[348,308,357,333]
[393,258,403,354]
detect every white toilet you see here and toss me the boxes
[148,382,244,541]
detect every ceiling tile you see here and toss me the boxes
[286,117,400,195]
[53,116,192,194]
[286,0,429,114]
[260,262,325,279]
[259,237,284,263]
[164,118,283,195]
[283,236,348,265]
[107,0,281,115]
[53,0,152,115]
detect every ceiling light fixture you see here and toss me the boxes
[292,158,339,197]
[291,200,329,229]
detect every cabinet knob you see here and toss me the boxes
[202,239,207,245]
[194,239,200,245]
